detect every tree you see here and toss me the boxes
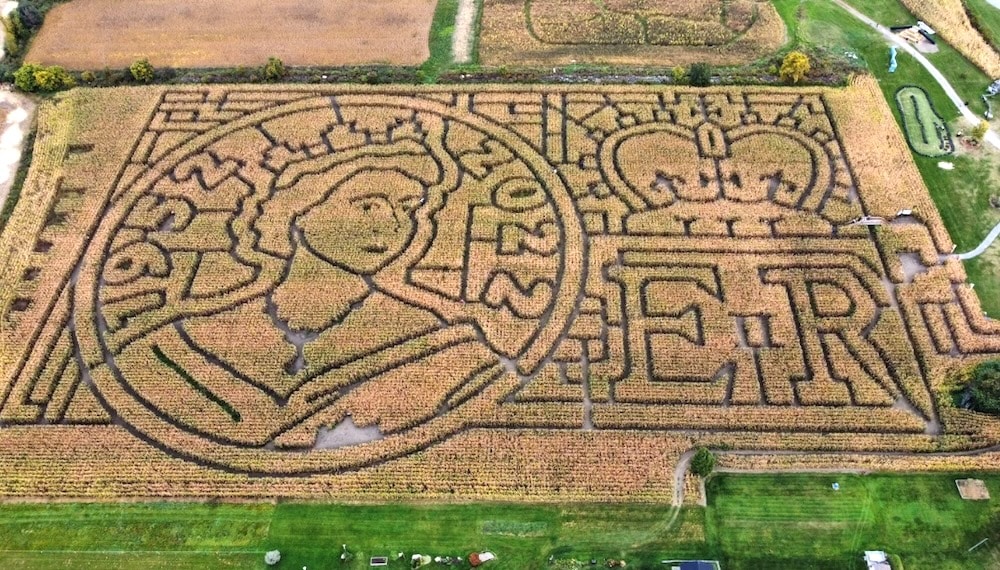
[972,120,990,142]
[0,12,23,57]
[130,58,154,83]
[17,4,42,30]
[690,447,716,477]
[264,550,281,566]
[970,360,1000,414]
[12,62,37,91]
[262,57,286,81]
[689,63,711,87]
[780,51,810,84]
[14,63,74,92]
[672,65,686,84]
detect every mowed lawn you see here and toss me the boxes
[707,473,1000,570]
[3,473,1000,568]
[0,502,707,569]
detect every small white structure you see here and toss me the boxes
[864,551,892,570]
[850,216,885,226]
[916,21,936,36]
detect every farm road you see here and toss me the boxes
[0,91,33,217]
[832,0,1000,150]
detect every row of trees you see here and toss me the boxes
[11,52,809,93]
[671,51,811,86]
[13,56,289,92]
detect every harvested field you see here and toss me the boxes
[25,0,437,69]
[1,79,1000,499]
[479,0,786,67]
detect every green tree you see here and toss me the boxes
[690,447,716,477]
[0,12,24,57]
[13,62,38,91]
[689,63,711,87]
[972,120,990,142]
[262,57,286,81]
[14,63,74,92]
[672,65,686,84]
[129,58,154,83]
[970,360,1000,414]
[780,51,811,83]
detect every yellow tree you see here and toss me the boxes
[780,51,811,83]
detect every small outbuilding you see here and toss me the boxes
[956,478,991,500]
[864,551,892,570]
[674,562,720,570]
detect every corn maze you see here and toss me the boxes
[479,0,786,67]
[1,79,1000,499]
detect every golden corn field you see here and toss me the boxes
[1,79,999,499]
[479,0,786,67]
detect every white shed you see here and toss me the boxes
[864,551,891,570]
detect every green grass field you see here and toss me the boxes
[4,473,1000,569]
[708,473,1000,569]
[0,502,707,569]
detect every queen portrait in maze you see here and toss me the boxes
[84,96,578,472]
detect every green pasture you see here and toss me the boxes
[4,473,1000,569]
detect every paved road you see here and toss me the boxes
[830,0,1000,150]
[958,220,1000,259]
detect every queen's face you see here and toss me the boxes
[298,170,425,275]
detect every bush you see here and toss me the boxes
[129,58,154,83]
[970,360,1000,414]
[779,51,811,83]
[972,120,990,142]
[264,550,281,565]
[672,65,686,83]
[262,57,286,81]
[1,13,24,57]
[16,4,42,30]
[689,63,711,87]
[690,447,716,477]
[81,70,96,83]
[14,63,74,92]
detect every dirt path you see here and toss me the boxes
[452,0,477,64]
[0,91,34,217]
[958,221,1000,259]
[832,0,1000,150]
[673,449,696,507]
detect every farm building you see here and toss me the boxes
[674,561,720,570]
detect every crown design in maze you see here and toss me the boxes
[2,87,999,475]
[528,0,770,47]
